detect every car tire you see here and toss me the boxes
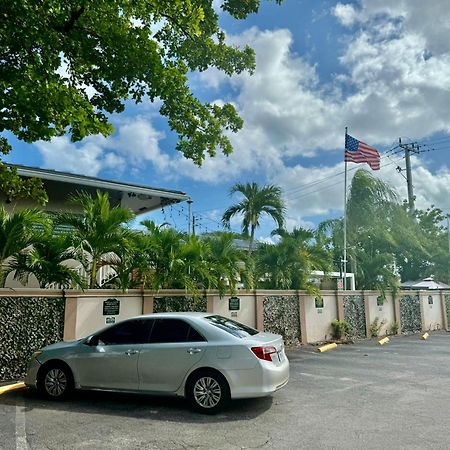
[37,362,74,400]
[187,370,230,414]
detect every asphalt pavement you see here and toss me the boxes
[1,332,450,449]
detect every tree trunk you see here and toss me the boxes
[90,259,97,289]
[249,225,256,254]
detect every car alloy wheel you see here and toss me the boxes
[45,368,67,397]
[188,370,229,414]
[194,376,222,409]
[38,363,73,400]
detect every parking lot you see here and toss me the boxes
[2,332,450,449]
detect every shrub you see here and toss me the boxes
[389,321,399,335]
[330,320,350,340]
[369,317,386,337]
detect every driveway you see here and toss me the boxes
[1,332,450,449]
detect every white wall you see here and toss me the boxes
[367,294,395,336]
[75,295,142,338]
[421,293,443,331]
[305,294,337,342]
[212,295,256,328]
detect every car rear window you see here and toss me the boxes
[205,315,259,338]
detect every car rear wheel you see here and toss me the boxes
[38,363,74,400]
[187,370,230,414]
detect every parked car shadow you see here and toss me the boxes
[0,387,273,423]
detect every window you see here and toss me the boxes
[315,296,324,308]
[149,319,206,343]
[428,295,434,305]
[96,319,152,345]
[205,315,259,338]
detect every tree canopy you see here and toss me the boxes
[222,182,286,250]
[0,1,281,164]
[319,169,450,291]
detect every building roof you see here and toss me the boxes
[400,277,450,290]
[10,164,191,215]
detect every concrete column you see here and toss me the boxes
[298,293,307,344]
[418,291,426,332]
[441,291,449,331]
[63,296,78,341]
[336,292,345,321]
[206,295,214,313]
[142,294,154,315]
[394,293,401,335]
[363,291,371,338]
[394,294,402,334]
[255,294,264,331]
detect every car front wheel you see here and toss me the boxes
[187,370,230,414]
[38,363,74,400]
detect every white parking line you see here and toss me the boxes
[15,402,29,450]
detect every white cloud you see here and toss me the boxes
[407,157,450,212]
[109,117,169,171]
[35,135,106,176]
[333,3,361,27]
[34,117,169,176]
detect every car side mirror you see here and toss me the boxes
[85,335,99,346]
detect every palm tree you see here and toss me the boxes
[176,234,216,294]
[201,232,246,295]
[256,227,332,290]
[0,206,49,287]
[222,182,286,251]
[140,220,185,290]
[56,191,135,288]
[102,229,148,291]
[11,231,87,289]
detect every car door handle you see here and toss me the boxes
[187,348,202,355]
[125,350,139,356]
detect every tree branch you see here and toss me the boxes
[53,6,85,33]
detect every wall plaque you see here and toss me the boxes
[229,297,240,311]
[103,298,120,316]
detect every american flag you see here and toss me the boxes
[345,134,380,170]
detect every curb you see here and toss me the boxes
[0,382,26,395]
[317,343,338,353]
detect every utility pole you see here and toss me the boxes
[187,198,193,236]
[398,138,420,215]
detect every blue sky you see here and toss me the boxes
[4,0,450,240]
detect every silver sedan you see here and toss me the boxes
[25,312,289,413]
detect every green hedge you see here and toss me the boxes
[153,296,207,313]
[343,295,367,338]
[0,297,65,381]
[400,294,421,334]
[263,295,300,346]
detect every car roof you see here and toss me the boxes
[138,312,211,319]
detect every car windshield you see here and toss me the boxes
[205,315,259,338]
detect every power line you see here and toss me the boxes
[192,151,406,216]
[288,156,404,201]
[191,145,413,228]
[418,137,450,146]
[283,152,404,200]
[193,146,404,214]
[282,146,401,198]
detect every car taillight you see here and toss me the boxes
[251,346,277,362]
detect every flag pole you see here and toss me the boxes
[343,127,348,291]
